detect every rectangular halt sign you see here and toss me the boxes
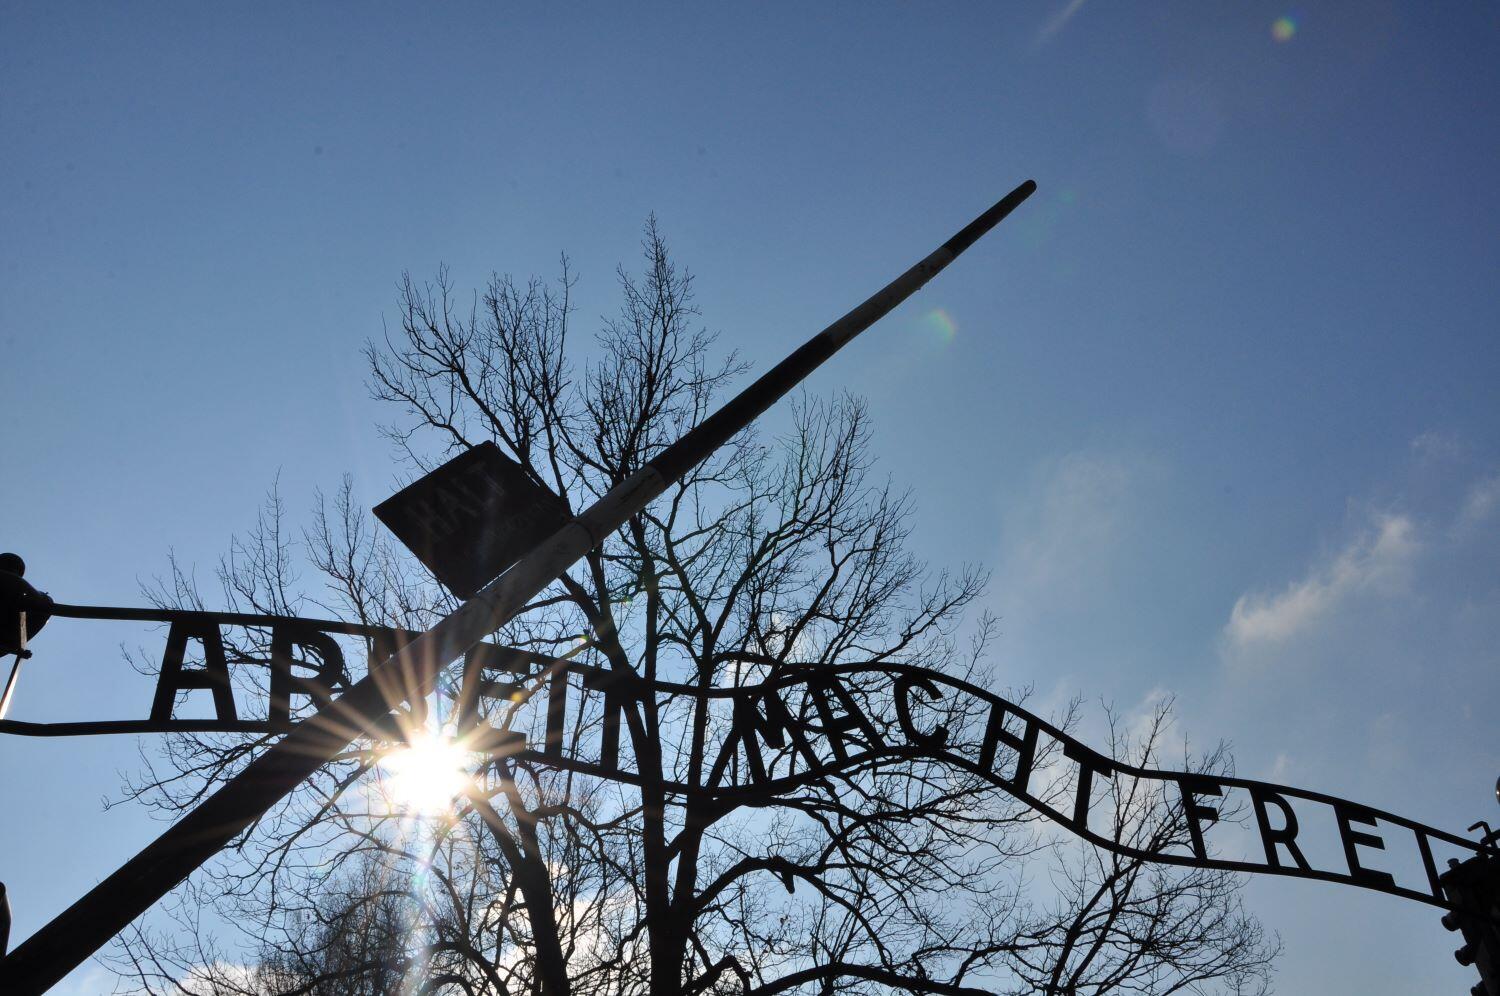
[374,442,571,599]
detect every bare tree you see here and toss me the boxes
[1005,700,1279,996]
[110,221,1277,995]
[124,852,422,996]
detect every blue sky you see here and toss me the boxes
[3,2,1498,991]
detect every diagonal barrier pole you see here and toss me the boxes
[0,180,1035,993]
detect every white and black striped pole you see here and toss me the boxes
[0,180,1036,993]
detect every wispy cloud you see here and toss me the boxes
[1225,514,1419,647]
[1409,430,1463,463]
[1033,0,1089,49]
[1001,450,1141,600]
[1457,474,1500,533]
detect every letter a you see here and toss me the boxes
[151,621,237,723]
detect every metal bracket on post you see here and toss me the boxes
[0,611,26,722]
[0,553,52,723]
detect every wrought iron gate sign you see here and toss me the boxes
[0,602,1485,913]
[4,183,1495,994]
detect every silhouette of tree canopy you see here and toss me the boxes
[110,222,1277,995]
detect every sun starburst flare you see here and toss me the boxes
[378,728,476,817]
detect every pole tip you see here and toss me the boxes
[941,179,1039,257]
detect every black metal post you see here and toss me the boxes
[0,181,1035,993]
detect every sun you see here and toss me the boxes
[378,728,475,816]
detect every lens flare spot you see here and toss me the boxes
[924,308,958,344]
[1271,16,1297,42]
[379,729,474,816]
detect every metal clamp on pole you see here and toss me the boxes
[0,555,51,721]
[0,613,24,722]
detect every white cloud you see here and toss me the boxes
[48,964,121,996]
[1225,514,1419,647]
[1457,475,1500,532]
[988,448,1167,698]
[1409,430,1463,462]
[180,961,258,991]
[1123,685,1187,762]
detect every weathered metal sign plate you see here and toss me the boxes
[373,442,570,598]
